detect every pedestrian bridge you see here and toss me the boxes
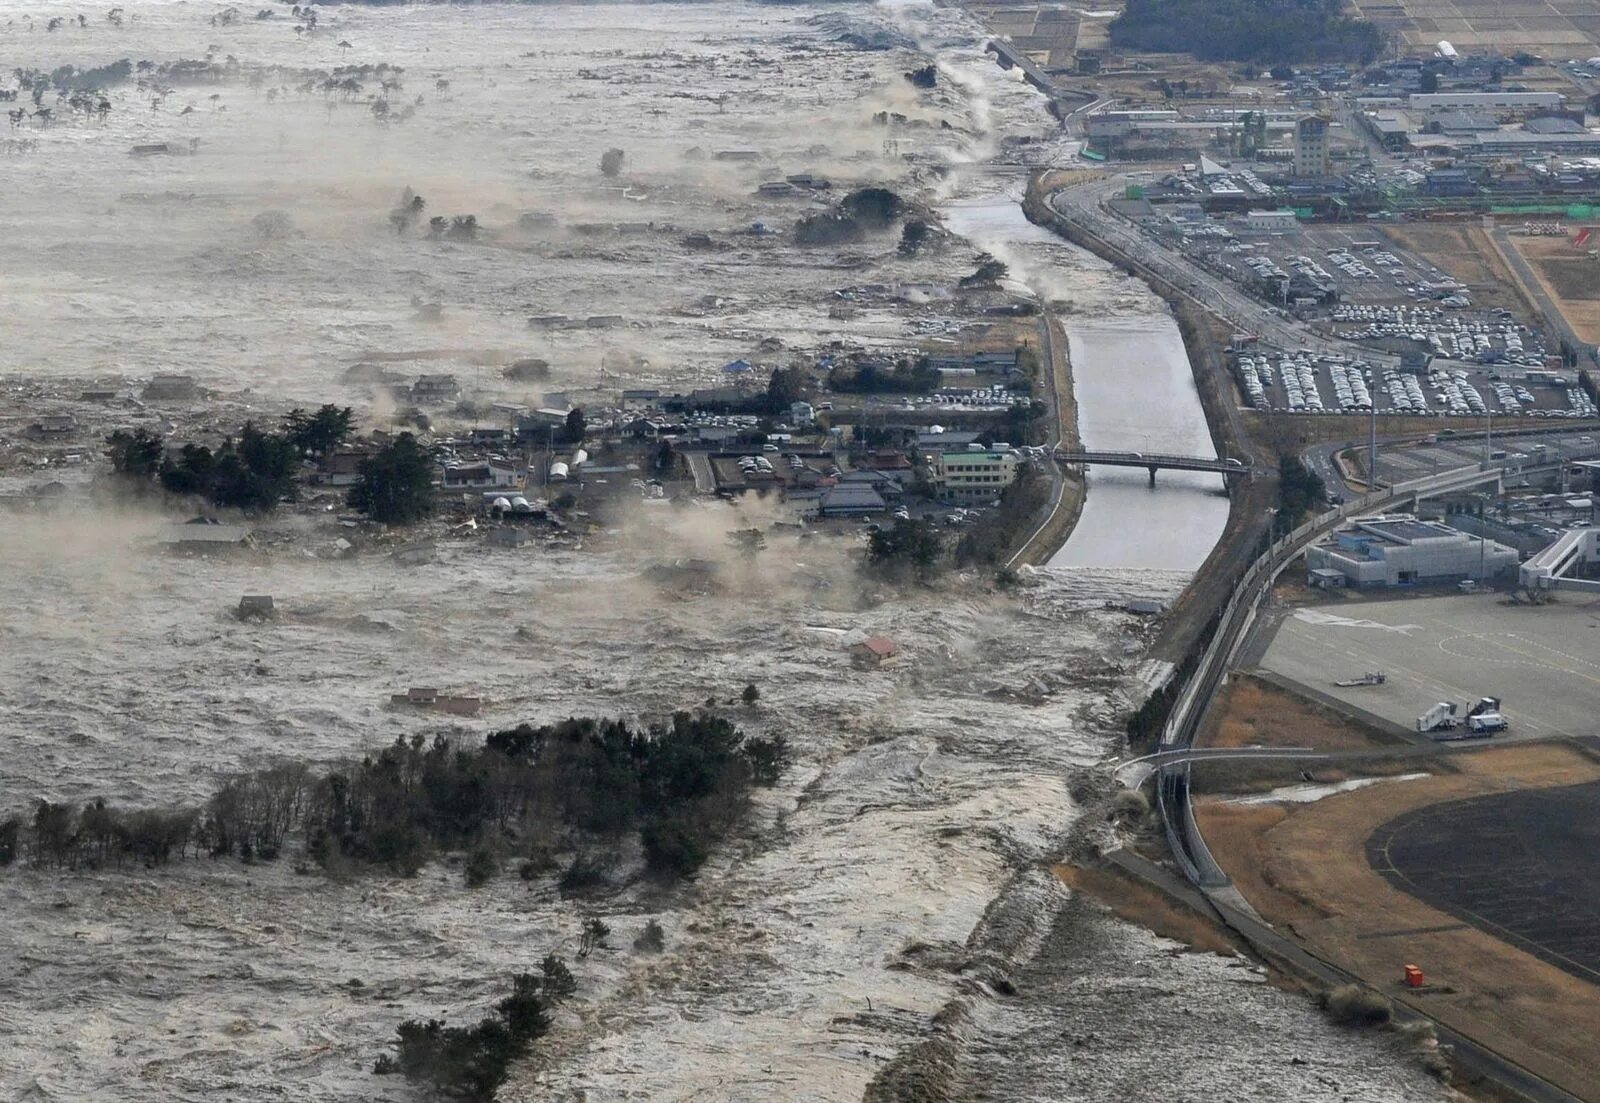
[1051,449,1252,486]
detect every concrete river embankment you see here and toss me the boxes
[942,195,1229,573]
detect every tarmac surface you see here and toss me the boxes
[1368,780,1600,985]
[1254,592,1600,740]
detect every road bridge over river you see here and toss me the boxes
[1052,448,1253,486]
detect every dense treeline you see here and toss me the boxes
[375,957,577,1102]
[866,517,946,583]
[827,357,941,395]
[106,404,354,513]
[1274,454,1327,535]
[3,712,788,883]
[1108,0,1387,64]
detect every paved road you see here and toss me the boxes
[1115,745,1325,787]
[1047,177,1400,369]
[1305,425,1600,499]
[1007,315,1072,568]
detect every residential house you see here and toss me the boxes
[320,447,377,487]
[442,461,521,489]
[818,482,887,517]
[517,409,576,442]
[623,417,686,440]
[30,415,78,438]
[621,389,661,412]
[836,468,905,503]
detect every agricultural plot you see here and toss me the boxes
[1349,0,1600,58]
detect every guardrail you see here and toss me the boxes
[1153,461,1517,885]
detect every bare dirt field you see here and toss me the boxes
[1348,0,1600,57]
[1200,673,1397,752]
[1382,224,1538,319]
[1509,234,1600,346]
[1199,742,1600,1100]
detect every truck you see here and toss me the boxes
[1417,701,1459,733]
[1465,696,1506,734]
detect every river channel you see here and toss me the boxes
[942,196,1231,572]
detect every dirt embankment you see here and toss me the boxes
[1012,313,1086,567]
[1199,673,1398,753]
[1199,742,1600,1101]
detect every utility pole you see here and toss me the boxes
[1369,402,1378,493]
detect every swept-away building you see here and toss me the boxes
[850,636,901,668]
[158,519,252,551]
[142,374,199,402]
[389,686,482,716]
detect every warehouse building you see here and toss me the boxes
[1408,91,1564,115]
[1305,514,1518,587]
[1241,209,1300,234]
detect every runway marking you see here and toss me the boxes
[1436,632,1600,686]
[1292,609,1421,633]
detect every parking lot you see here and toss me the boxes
[1328,303,1550,366]
[1233,346,1594,417]
[1204,224,1479,311]
[1255,592,1600,741]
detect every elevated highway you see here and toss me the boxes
[1149,460,1514,886]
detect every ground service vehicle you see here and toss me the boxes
[1417,702,1458,733]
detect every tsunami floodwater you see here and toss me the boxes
[0,2,1446,1100]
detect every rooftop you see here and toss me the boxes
[1360,517,1460,543]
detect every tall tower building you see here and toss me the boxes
[1294,115,1330,177]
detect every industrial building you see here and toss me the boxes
[1407,91,1564,116]
[1305,514,1518,587]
